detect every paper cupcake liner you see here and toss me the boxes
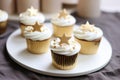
[20,23,29,37]
[75,37,101,54]
[51,51,78,70]
[0,21,7,34]
[52,24,73,37]
[26,38,51,54]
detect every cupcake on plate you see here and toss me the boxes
[0,9,8,34]
[50,34,81,70]
[24,22,52,54]
[51,9,76,37]
[19,6,45,37]
[74,21,103,54]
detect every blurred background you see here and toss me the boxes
[0,0,120,20]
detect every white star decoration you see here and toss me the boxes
[27,6,38,16]
[58,9,68,18]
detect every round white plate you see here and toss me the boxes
[6,23,112,77]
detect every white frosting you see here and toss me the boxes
[74,22,103,41]
[50,38,80,56]
[24,26,52,41]
[19,7,45,25]
[0,10,8,22]
[51,9,76,26]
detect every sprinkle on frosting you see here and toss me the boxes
[58,9,68,19]
[33,22,43,32]
[59,34,71,44]
[50,37,80,56]
[27,6,38,16]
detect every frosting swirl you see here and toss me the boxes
[0,10,8,22]
[74,21,103,41]
[50,37,80,56]
[24,24,52,41]
[51,9,76,26]
[19,6,45,25]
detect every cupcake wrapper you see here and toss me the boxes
[52,24,73,37]
[20,23,32,37]
[20,24,25,37]
[0,21,7,34]
[51,51,78,70]
[26,38,51,54]
[75,37,101,54]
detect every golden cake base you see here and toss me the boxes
[0,21,7,34]
[26,38,51,54]
[75,38,101,54]
[52,24,73,37]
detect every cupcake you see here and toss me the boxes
[50,34,81,70]
[0,10,8,34]
[19,6,45,37]
[51,9,76,37]
[74,21,103,54]
[24,22,52,54]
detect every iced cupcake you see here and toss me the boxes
[0,10,8,34]
[51,9,76,37]
[74,21,103,54]
[24,22,52,54]
[50,34,81,70]
[19,6,45,37]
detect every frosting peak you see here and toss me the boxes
[0,10,8,22]
[24,23,52,41]
[19,7,45,25]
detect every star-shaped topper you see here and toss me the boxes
[59,34,71,44]
[58,9,68,18]
[27,6,38,16]
[80,21,95,32]
[82,21,94,28]
[33,22,43,32]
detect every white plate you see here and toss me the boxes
[6,23,112,77]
